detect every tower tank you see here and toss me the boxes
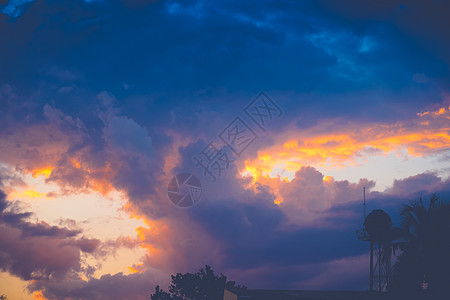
[364,209,392,242]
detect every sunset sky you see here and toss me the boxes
[1,1,450,299]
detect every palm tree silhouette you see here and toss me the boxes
[390,194,450,298]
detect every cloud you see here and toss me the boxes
[29,270,161,300]
[0,87,171,202]
[2,0,446,102]
[295,253,368,290]
[0,186,150,298]
[1,84,449,295]
[277,167,375,226]
[388,172,449,197]
[130,133,450,290]
[242,107,450,183]
[122,141,374,285]
[0,164,26,189]
[317,0,450,65]
[0,190,97,281]
[1,0,36,18]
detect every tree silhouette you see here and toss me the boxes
[390,194,450,298]
[150,265,246,300]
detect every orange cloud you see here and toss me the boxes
[125,197,222,274]
[134,219,168,260]
[417,105,450,117]
[33,290,47,300]
[66,157,117,196]
[128,263,145,274]
[243,114,450,185]
[31,167,54,179]
[239,107,450,207]
[28,157,118,196]
[9,187,48,200]
[123,203,169,269]
[87,162,116,196]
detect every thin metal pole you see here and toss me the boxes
[363,187,366,221]
[370,240,373,291]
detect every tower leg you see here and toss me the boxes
[378,242,382,291]
[370,241,373,291]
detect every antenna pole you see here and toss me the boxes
[363,186,366,221]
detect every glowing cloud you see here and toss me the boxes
[32,290,47,300]
[242,109,450,185]
[9,189,47,199]
[31,167,54,179]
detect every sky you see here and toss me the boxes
[1,0,450,299]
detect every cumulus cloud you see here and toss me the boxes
[0,190,98,281]
[242,107,450,184]
[0,86,170,203]
[388,172,450,196]
[133,134,450,290]
[278,166,375,226]
[121,140,375,287]
[29,270,161,300]
[1,84,449,295]
[0,186,150,298]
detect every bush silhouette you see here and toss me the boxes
[151,265,246,300]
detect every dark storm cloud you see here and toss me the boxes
[1,0,447,127]
[317,0,450,65]
[193,200,367,268]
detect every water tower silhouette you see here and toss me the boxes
[356,188,403,292]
